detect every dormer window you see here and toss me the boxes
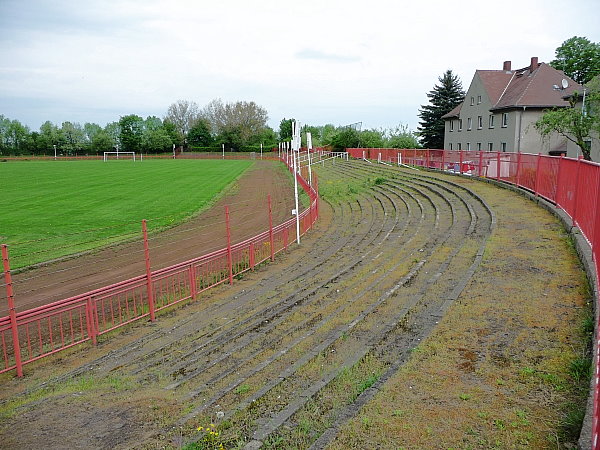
[477,95,482,104]
[470,97,475,106]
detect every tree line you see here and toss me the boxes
[0,99,279,156]
[278,120,420,150]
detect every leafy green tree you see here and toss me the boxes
[104,122,121,148]
[279,118,293,141]
[0,117,30,155]
[83,122,102,147]
[61,121,85,154]
[187,119,213,147]
[550,36,600,84]
[142,127,173,153]
[385,124,421,149]
[418,70,465,149]
[118,114,144,152]
[360,129,385,148]
[535,89,599,161]
[330,128,360,150]
[90,130,114,154]
[162,121,179,146]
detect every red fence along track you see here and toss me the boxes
[1,156,318,378]
[348,147,600,448]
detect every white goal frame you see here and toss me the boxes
[103,151,136,161]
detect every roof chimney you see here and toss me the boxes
[530,57,538,72]
[503,61,511,71]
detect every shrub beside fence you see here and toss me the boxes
[348,147,600,449]
[0,156,318,377]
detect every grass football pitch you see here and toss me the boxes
[0,159,253,269]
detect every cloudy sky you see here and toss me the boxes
[1,0,599,133]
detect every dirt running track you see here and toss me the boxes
[3,161,296,315]
[0,160,585,449]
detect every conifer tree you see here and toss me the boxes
[417,70,465,149]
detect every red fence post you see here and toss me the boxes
[478,151,483,177]
[142,220,156,322]
[189,265,197,300]
[459,150,463,175]
[226,206,233,285]
[441,150,445,171]
[86,296,97,346]
[2,245,23,377]
[534,153,542,196]
[268,195,275,262]
[249,242,255,270]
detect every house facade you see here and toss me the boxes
[442,57,598,160]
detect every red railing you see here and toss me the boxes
[0,156,318,377]
[348,147,600,448]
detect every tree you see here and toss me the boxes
[90,130,114,154]
[142,127,173,153]
[61,121,85,154]
[550,36,600,84]
[535,90,598,161]
[417,70,465,149]
[164,100,200,145]
[201,99,270,150]
[118,115,144,152]
[187,119,213,147]
[360,129,385,148]
[330,128,360,150]
[385,124,420,149]
[279,118,293,141]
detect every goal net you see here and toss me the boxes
[103,151,136,161]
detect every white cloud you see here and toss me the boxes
[1,0,599,132]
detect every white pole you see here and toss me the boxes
[307,132,313,186]
[173,143,175,159]
[260,143,263,159]
[53,144,57,160]
[292,121,301,245]
[116,144,119,160]
[222,143,225,159]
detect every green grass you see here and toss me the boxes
[0,159,253,268]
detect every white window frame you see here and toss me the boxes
[488,143,493,152]
[489,114,495,129]
[477,116,482,129]
[501,142,507,152]
[502,113,508,128]
[467,118,472,130]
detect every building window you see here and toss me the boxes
[467,143,471,151]
[470,97,474,106]
[502,113,508,127]
[488,143,493,151]
[489,114,495,128]
[477,95,482,104]
[458,143,462,150]
[458,119,463,131]
[477,142,482,151]
[450,120,454,132]
[449,143,453,150]
[477,116,482,129]
[501,142,507,152]
[467,118,472,130]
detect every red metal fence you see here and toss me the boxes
[0,156,318,377]
[348,147,600,448]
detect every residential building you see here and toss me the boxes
[442,57,599,160]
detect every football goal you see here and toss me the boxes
[103,151,136,161]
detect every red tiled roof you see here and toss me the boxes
[488,63,581,110]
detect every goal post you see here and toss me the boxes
[103,151,136,161]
